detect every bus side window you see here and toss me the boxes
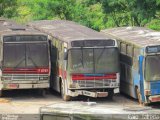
[0,42,2,67]
[120,42,127,82]
[54,39,59,60]
[59,41,62,51]
[50,40,58,63]
[117,40,121,48]
[133,48,140,69]
[127,45,133,57]
[120,42,126,55]
[126,45,133,83]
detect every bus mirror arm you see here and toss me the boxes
[64,52,68,60]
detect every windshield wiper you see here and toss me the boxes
[80,47,84,68]
[27,56,38,68]
[26,45,38,68]
[14,57,25,69]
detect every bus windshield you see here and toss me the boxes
[94,48,119,73]
[145,55,160,81]
[3,43,49,68]
[68,48,119,74]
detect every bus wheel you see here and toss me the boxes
[0,90,2,97]
[136,88,142,105]
[38,89,46,96]
[108,89,114,100]
[61,80,71,101]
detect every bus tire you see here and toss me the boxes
[0,90,2,97]
[136,88,142,105]
[38,89,46,96]
[108,89,114,100]
[60,80,71,101]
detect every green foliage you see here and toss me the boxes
[146,19,160,31]
[0,0,160,31]
[0,0,17,18]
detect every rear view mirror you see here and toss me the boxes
[64,48,68,60]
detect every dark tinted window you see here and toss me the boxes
[85,40,115,47]
[3,44,26,68]
[145,55,160,81]
[71,41,84,47]
[3,35,47,42]
[26,43,49,67]
[95,48,119,73]
[68,49,94,73]
[3,43,49,68]
[68,48,119,74]
[71,40,115,47]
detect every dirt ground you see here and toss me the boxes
[0,89,160,115]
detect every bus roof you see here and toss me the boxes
[101,27,160,47]
[28,20,111,43]
[0,18,46,37]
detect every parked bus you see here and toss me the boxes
[101,27,160,104]
[28,20,120,101]
[0,19,50,96]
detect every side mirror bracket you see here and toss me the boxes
[64,48,68,60]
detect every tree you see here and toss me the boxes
[0,0,159,30]
[0,0,17,17]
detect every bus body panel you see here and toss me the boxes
[101,27,160,104]
[150,81,160,95]
[139,55,145,102]
[132,69,140,98]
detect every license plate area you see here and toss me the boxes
[97,92,108,97]
[82,91,96,97]
[82,91,108,97]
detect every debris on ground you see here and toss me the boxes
[0,98,10,103]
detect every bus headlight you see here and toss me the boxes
[69,83,79,88]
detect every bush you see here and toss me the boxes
[146,19,160,31]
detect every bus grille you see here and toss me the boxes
[73,79,118,88]
[2,74,48,81]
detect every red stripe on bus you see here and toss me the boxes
[151,97,160,102]
[72,74,117,80]
[2,67,50,74]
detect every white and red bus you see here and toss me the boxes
[0,19,50,96]
[29,20,120,101]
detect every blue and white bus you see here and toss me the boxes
[102,27,160,104]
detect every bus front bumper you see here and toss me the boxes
[69,90,108,98]
[2,83,49,90]
[149,95,160,102]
